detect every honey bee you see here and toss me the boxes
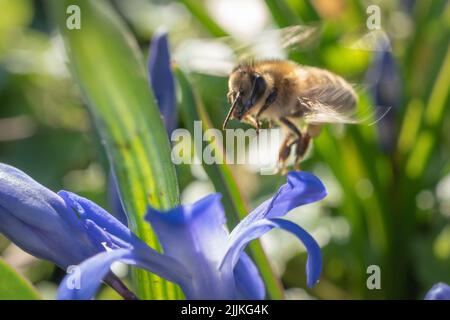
[175,25,389,172]
[223,59,358,172]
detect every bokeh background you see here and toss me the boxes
[0,0,449,299]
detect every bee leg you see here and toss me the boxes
[293,124,320,170]
[255,89,277,124]
[278,133,295,174]
[243,115,260,134]
[294,133,311,170]
[278,117,303,173]
[280,117,303,144]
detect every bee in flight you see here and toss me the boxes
[175,25,389,173]
[223,59,358,172]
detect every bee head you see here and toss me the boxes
[224,69,267,129]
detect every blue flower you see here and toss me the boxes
[57,171,326,299]
[0,163,185,299]
[148,30,177,134]
[365,43,401,153]
[424,283,450,300]
[0,163,97,269]
[0,162,325,299]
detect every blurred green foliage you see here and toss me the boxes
[0,258,40,299]
[0,0,449,300]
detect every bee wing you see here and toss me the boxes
[299,86,391,125]
[301,98,359,124]
[229,24,321,59]
[339,27,392,52]
[173,24,321,76]
[173,39,236,76]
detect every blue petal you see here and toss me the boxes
[148,30,177,134]
[366,49,400,108]
[0,163,94,267]
[0,207,72,267]
[235,172,326,232]
[260,171,327,220]
[229,171,326,255]
[365,47,401,152]
[145,193,229,262]
[233,252,265,299]
[220,218,322,288]
[424,283,450,300]
[83,219,115,251]
[57,247,190,300]
[58,249,130,300]
[58,190,143,249]
[270,218,322,288]
[145,194,237,299]
[0,163,74,232]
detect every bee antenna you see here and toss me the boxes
[223,92,240,130]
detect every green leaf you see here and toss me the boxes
[49,0,182,299]
[174,67,284,299]
[0,258,40,300]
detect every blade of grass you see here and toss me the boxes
[50,0,182,299]
[404,44,449,179]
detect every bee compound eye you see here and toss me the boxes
[250,75,266,105]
